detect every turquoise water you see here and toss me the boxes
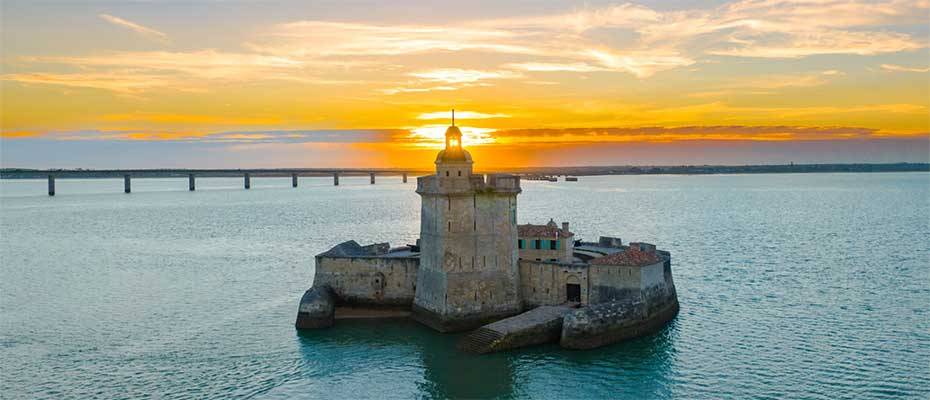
[1,173,928,399]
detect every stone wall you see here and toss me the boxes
[642,258,677,315]
[586,256,676,310]
[587,264,643,304]
[313,255,419,307]
[518,260,589,307]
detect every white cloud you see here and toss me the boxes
[246,21,537,57]
[708,30,922,58]
[881,63,930,73]
[409,69,521,84]
[506,62,605,72]
[379,86,458,95]
[99,14,168,43]
[643,0,928,58]
[22,51,303,80]
[10,0,928,96]
[585,50,695,78]
[1,72,176,94]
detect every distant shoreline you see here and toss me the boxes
[1,163,927,179]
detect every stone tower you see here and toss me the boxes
[412,119,523,332]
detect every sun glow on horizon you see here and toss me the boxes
[407,125,497,148]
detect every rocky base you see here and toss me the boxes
[295,285,336,329]
[560,298,679,350]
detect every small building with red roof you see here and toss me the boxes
[517,219,574,263]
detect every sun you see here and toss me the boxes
[407,124,496,148]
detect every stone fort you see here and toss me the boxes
[297,118,678,351]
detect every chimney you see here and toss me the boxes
[562,222,570,232]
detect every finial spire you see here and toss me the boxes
[452,108,455,126]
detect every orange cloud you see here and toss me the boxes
[0,130,41,138]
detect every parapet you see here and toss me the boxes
[317,240,392,258]
[316,240,418,258]
[484,174,521,192]
[416,173,521,195]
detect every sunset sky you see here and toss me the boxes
[2,0,928,169]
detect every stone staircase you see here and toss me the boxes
[457,305,577,354]
[457,327,505,354]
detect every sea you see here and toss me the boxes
[1,173,928,399]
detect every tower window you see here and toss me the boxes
[448,221,451,232]
[445,171,449,177]
[458,171,461,176]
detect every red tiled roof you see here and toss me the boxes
[518,221,573,238]
[589,249,661,267]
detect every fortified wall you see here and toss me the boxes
[311,241,418,308]
[313,238,675,312]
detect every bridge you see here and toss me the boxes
[2,163,926,196]
[0,168,431,196]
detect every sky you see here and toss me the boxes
[1,0,928,169]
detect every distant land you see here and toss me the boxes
[1,163,927,179]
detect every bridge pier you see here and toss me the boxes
[189,174,195,191]
[292,173,298,188]
[370,172,375,184]
[244,173,251,189]
[124,175,131,193]
[48,175,55,196]
[334,172,339,186]
[402,173,407,183]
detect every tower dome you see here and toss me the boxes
[435,113,472,163]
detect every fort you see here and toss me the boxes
[296,116,679,353]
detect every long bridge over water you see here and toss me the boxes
[2,163,926,196]
[0,168,432,196]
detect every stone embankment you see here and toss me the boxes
[458,305,577,354]
[295,285,335,329]
[560,297,679,350]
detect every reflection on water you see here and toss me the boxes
[294,316,680,399]
[418,337,516,399]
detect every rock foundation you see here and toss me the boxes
[295,285,335,329]
[560,298,679,350]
